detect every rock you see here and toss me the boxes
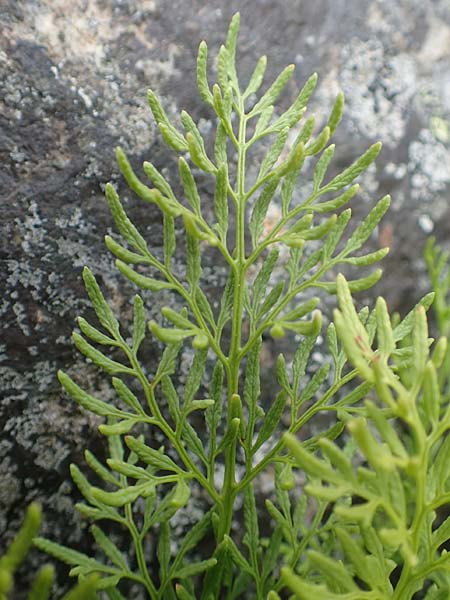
[1,0,450,596]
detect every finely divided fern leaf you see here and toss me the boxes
[34,11,422,600]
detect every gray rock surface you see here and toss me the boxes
[1,0,450,595]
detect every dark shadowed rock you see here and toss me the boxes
[1,0,450,596]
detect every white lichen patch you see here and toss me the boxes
[340,39,417,147]
[409,128,450,201]
[418,214,434,233]
[28,0,138,65]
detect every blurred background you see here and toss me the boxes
[1,0,450,595]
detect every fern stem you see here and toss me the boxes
[219,96,248,542]
[125,506,158,598]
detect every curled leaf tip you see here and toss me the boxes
[270,324,285,338]
[115,146,125,160]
